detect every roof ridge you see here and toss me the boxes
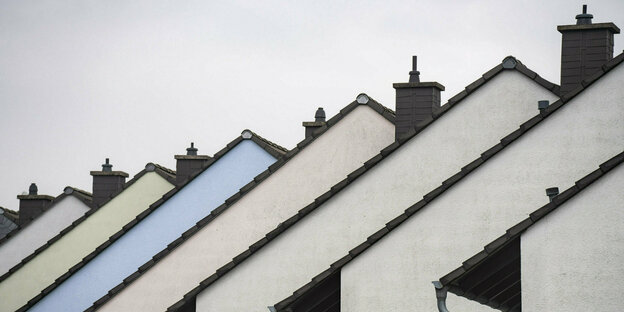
[152,163,176,177]
[0,207,18,224]
[0,163,166,283]
[244,129,289,158]
[268,55,624,310]
[83,96,396,311]
[16,130,288,311]
[163,54,623,311]
[438,151,624,289]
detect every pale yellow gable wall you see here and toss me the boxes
[0,171,174,312]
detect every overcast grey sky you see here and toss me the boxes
[1,0,622,210]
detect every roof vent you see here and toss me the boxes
[576,4,593,25]
[538,100,550,111]
[546,187,560,202]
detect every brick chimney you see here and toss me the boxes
[90,158,128,207]
[393,56,445,140]
[174,142,211,185]
[558,5,620,95]
[302,107,326,138]
[16,183,54,226]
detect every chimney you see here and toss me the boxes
[302,107,326,138]
[174,142,211,185]
[558,5,620,95]
[393,56,445,140]
[90,158,128,207]
[16,183,54,226]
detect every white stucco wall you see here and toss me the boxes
[522,164,624,312]
[0,196,90,275]
[0,171,174,312]
[339,64,624,312]
[99,104,395,311]
[194,71,558,311]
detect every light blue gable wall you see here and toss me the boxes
[30,139,278,312]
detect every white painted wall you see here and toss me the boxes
[522,164,624,312]
[99,104,395,311]
[194,71,558,311]
[0,195,90,275]
[339,64,624,311]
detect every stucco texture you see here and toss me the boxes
[194,71,558,311]
[0,171,175,312]
[522,164,624,311]
[0,196,90,275]
[339,64,624,311]
[99,105,394,312]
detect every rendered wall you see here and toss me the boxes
[339,64,624,311]
[29,139,277,312]
[0,171,175,312]
[0,196,90,275]
[100,105,394,311]
[522,164,624,311]
[194,71,558,311]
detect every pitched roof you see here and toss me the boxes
[268,53,624,311]
[0,163,176,283]
[0,207,19,239]
[0,207,18,224]
[16,130,287,311]
[436,151,624,311]
[158,56,565,311]
[84,96,396,311]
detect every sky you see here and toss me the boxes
[1,0,623,211]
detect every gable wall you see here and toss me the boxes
[522,164,624,311]
[0,196,90,275]
[194,71,558,311]
[100,105,394,311]
[339,63,624,312]
[0,171,175,312]
[28,140,278,312]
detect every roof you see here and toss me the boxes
[162,56,565,311]
[83,96,397,311]
[0,207,18,224]
[264,53,623,311]
[17,130,287,311]
[436,151,624,311]
[0,163,176,283]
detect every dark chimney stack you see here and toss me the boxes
[90,158,128,207]
[302,108,327,138]
[393,56,445,140]
[558,5,620,95]
[175,142,211,185]
[16,183,54,226]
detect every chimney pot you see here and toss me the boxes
[186,142,198,156]
[576,5,593,25]
[409,56,420,83]
[314,108,326,122]
[546,187,560,202]
[102,158,113,172]
[28,183,38,195]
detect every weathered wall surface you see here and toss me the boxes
[194,71,558,311]
[28,140,278,312]
[0,171,175,312]
[100,105,395,312]
[522,164,624,311]
[339,64,624,312]
[0,196,90,275]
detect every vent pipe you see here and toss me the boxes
[175,142,211,185]
[393,56,444,140]
[546,187,560,202]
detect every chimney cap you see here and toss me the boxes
[575,4,593,25]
